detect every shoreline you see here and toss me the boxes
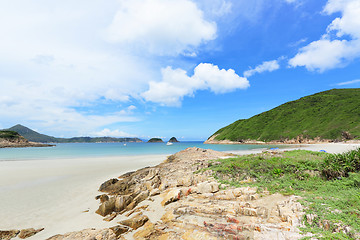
[0,154,167,240]
[1,143,360,239]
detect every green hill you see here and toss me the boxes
[8,124,58,142]
[208,88,360,143]
[6,124,142,143]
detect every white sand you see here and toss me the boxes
[0,154,167,239]
[285,142,360,153]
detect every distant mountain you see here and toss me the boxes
[6,124,143,143]
[206,88,360,144]
[8,124,58,143]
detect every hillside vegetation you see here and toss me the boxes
[204,149,360,239]
[210,89,360,142]
[0,130,23,140]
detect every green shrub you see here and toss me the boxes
[322,148,360,180]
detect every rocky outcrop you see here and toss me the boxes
[18,228,44,239]
[46,228,117,240]
[0,138,53,148]
[0,228,44,240]
[47,147,311,239]
[0,230,19,240]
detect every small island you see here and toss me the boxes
[147,138,164,143]
[168,137,179,143]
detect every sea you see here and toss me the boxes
[0,142,284,161]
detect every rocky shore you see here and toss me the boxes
[204,134,360,145]
[42,147,310,239]
[0,138,53,148]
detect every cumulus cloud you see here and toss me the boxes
[243,60,280,78]
[106,0,217,55]
[0,0,225,136]
[142,63,249,106]
[92,128,137,138]
[289,0,360,72]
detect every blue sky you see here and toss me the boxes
[0,0,360,140]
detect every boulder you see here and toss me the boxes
[96,197,116,216]
[126,190,149,211]
[150,188,160,196]
[104,213,117,222]
[99,179,119,192]
[0,230,19,240]
[132,222,156,240]
[18,228,44,239]
[114,195,132,212]
[109,225,129,237]
[118,213,149,230]
[95,194,109,203]
[197,182,219,194]
[161,189,182,206]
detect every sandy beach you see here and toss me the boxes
[0,154,167,239]
[1,143,359,239]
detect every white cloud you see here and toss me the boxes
[142,63,249,106]
[92,128,137,138]
[289,0,360,72]
[336,79,360,86]
[106,0,217,56]
[243,60,280,78]
[0,0,225,136]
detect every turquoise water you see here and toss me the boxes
[0,142,282,161]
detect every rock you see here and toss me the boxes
[114,195,132,212]
[161,210,176,223]
[0,230,19,240]
[306,213,317,225]
[99,178,119,192]
[182,229,218,240]
[132,222,156,240]
[256,207,269,219]
[144,168,159,181]
[96,197,116,216]
[109,225,129,237]
[95,194,109,203]
[46,228,117,240]
[118,213,149,230]
[125,205,149,217]
[150,188,161,196]
[176,176,194,187]
[197,182,219,194]
[104,212,117,222]
[161,189,182,206]
[159,181,169,191]
[214,190,236,200]
[126,190,149,211]
[18,228,44,239]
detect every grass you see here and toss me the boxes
[212,88,360,142]
[0,130,21,140]
[206,149,360,239]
